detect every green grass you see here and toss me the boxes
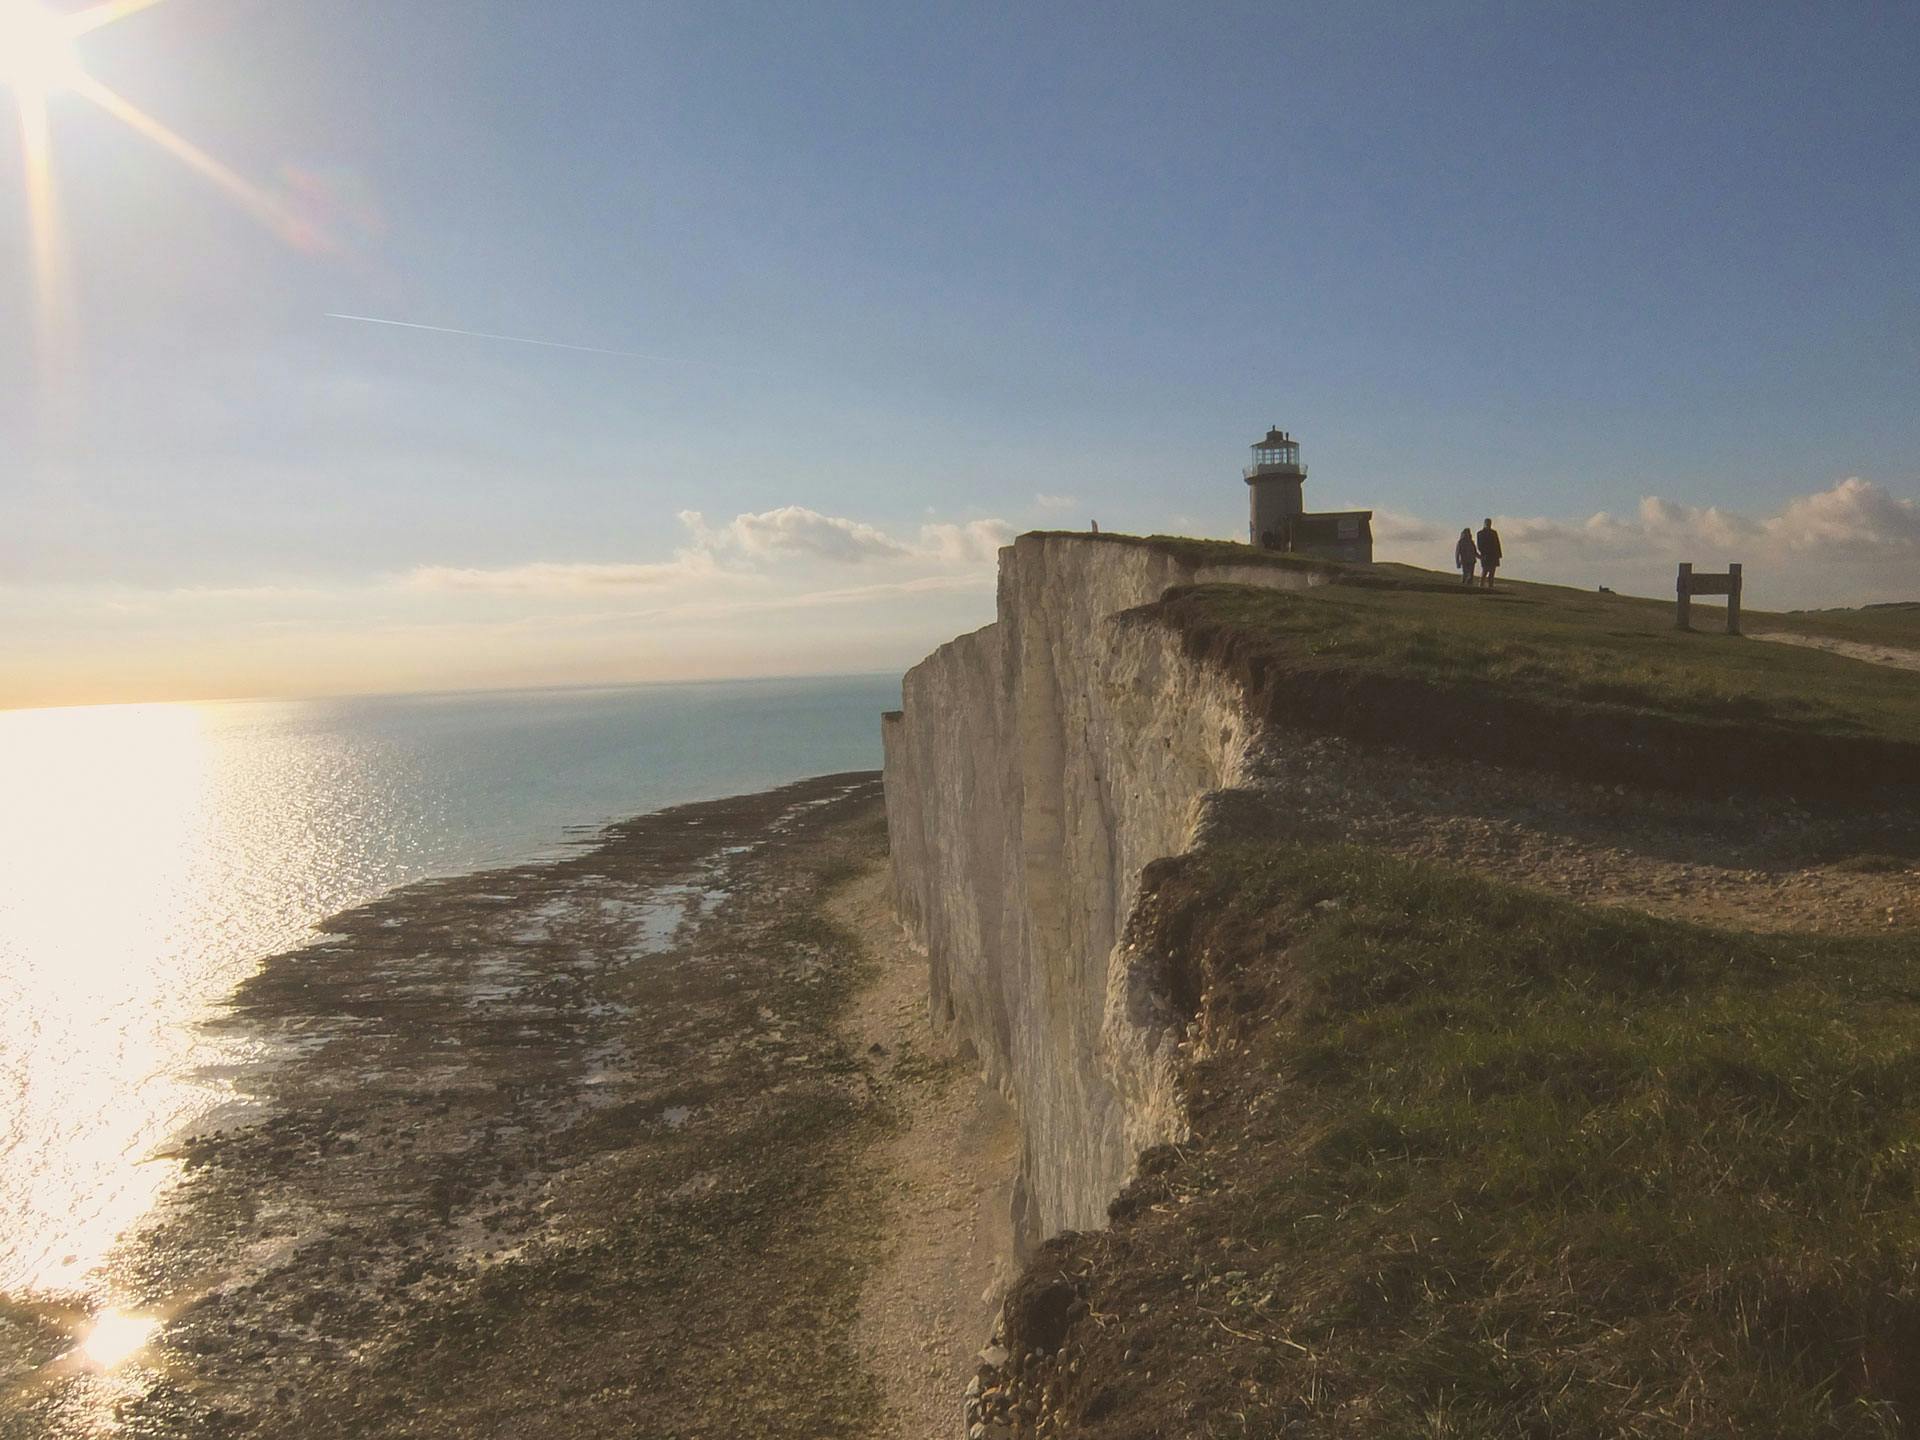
[1032,533,1919,756]
[1077,541,1920,795]
[1770,603,1920,648]
[1172,572,1920,744]
[1025,841,1920,1437]
[1028,529,1346,577]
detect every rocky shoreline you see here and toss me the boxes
[2,772,1000,1439]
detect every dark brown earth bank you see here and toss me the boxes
[1,773,936,1439]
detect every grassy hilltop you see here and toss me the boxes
[979,538,1920,1439]
[1076,533,1920,794]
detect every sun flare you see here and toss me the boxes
[76,1309,161,1368]
[5,0,322,395]
[0,1,84,98]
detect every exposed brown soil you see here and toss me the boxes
[1229,732,1920,935]
[0,774,953,1440]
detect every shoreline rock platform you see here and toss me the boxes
[2,772,997,1438]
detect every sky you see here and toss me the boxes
[2,0,1917,708]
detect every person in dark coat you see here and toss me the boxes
[1454,528,1477,585]
[1475,518,1503,588]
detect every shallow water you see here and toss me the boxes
[0,674,894,1294]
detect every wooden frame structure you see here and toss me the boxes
[1676,562,1743,635]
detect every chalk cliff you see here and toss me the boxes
[883,535,1317,1253]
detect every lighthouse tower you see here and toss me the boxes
[1242,424,1374,563]
[1244,426,1306,548]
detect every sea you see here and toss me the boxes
[0,674,898,1297]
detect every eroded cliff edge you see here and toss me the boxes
[883,547,1920,1435]
[881,534,1314,1254]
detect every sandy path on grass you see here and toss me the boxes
[832,864,1019,1440]
[1749,630,1920,673]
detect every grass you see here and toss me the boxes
[1098,542,1920,792]
[1010,840,1920,1437]
[1039,533,1920,757]
[1027,529,1350,578]
[1771,603,1920,648]
[1175,571,1920,742]
[1031,533,1920,717]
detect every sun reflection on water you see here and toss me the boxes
[74,1308,161,1368]
[0,699,405,1294]
[0,704,219,1291]
[0,679,897,1305]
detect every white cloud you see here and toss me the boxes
[406,555,721,594]
[1034,492,1079,511]
[1765,477,1920,550]
[1370,508,1444,548]
[1377,477,1920,608]
[680,505,909,563]
[611,572,999,625]
[916,519,1014,566]
[399,505,1010,598]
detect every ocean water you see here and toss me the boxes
[0,674,897,1296]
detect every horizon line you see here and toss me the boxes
[0,668,905,719]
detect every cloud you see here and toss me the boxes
[1470,479,1920,561]
[608,572,1000,626]
[1767,477,1920,550]
[1370,508,1444,547]
[680,505,909,563]
[406,555,721,594]
[1377,477,1920,608]
[400,505,1010,598]
[1034,492,1079,511]
[4,500,1022,706]
[917,519,1014,566]
[673,506,1012,568]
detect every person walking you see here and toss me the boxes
[1475,517,1503,588]
[1454,528,1477,585]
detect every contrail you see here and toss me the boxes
[325,312,728,367]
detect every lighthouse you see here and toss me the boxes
[1245,427,1306,547]
[1243,425,1373,563]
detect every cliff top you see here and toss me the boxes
[1073,534,1920,793]
[1042,526,1920,639]
[1026,529,1348,578]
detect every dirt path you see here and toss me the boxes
[1750,630,1920,674]
[832,867,1017,1440]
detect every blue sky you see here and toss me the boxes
[3,1,1917,705]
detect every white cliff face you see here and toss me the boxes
[883,536,1316,1253]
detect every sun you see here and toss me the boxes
[0,1,85,98]
[7,0,318,387]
